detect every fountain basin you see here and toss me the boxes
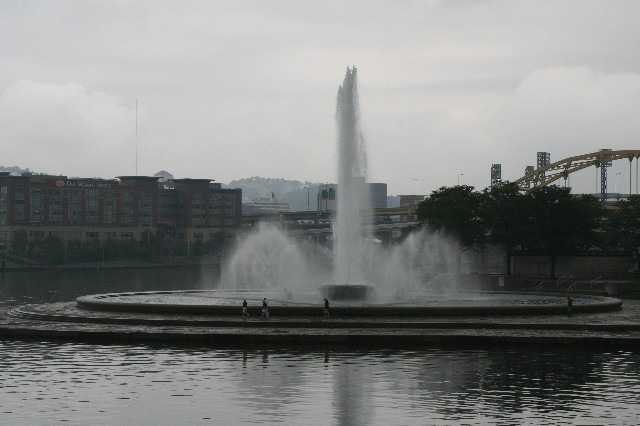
[321,285,374,300]
[75,290,622,317]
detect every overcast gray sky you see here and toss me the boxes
[2,1,640,195]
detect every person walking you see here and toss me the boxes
[324,298,330,318]
[242,299,249,318]
[261,297,269,319]
[567,296,573,317]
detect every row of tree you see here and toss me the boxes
[11,227,228,266]
[415,182,640,277]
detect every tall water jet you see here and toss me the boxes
[219,67,471,298]
[334,66,371,286]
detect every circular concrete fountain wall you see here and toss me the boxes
[75,289,622,317]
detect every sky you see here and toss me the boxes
[1,0,640,196]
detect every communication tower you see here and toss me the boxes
[524,166,534,188]
[490,164,502,187]
[537,152,551,180]
[599,148,613,202]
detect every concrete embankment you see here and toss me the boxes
[2,299,640,347]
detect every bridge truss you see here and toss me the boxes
[513,149,640,195]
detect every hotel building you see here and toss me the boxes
[0,173,241,249]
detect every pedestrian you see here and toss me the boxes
[242,299,249,318]
[324,298,330,318]
[261,297,269,319]
[567,296,573,317]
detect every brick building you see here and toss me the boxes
[0,173,241,249]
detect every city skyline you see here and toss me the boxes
[2,1,640,195]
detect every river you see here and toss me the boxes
[1,268,639,425]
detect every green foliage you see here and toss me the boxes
[480,182,527,274]
[416,183,607,277]
[12,229,28,254]
[523,186,604,277]
[608,194,640,269]
[524,186,604,252]
[38,236,65,264]
[417,185,485,252]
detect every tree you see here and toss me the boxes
[608,194,640,270]
[417,185,485,252]
[417,185,485,272]
[480,182,527,274]
[523,185,604,278]
[12,229,28,256]
[39,236,65,265]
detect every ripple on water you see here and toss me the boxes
[1,342,640,424]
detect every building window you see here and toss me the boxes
[104,192,117,225]
[86,190,99,226]
[139,190,153,227]
[48,189,63,226]
[0,186,7,226]
[66,190,82,226]
[48,231,64,239]
[158,190,176,222]
[120,192,133,226]
[29,230,44,242]
[30,189,44,225]
[191,192,205,228]
[14,186,25,224]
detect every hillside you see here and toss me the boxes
[228,177,321,211]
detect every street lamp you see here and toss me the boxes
[458,173,464,185]
[304,186,310,211]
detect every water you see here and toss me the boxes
[219,68,471,295]
[2,270,640,424]
[2,65,638,423]
[1,339,640,425]
[335,66,370,285]
[0,267,214,308]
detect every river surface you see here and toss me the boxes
[2,268,640,425]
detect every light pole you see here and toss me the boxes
[629,157,633,197]
[304,186,310,211]
[458,173,464,185]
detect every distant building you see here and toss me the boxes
[369,183,387,209]
[242,198,290,214]
[399,195,425,222]
[399,195,425,209]
[0,173,241,249]
[316,182,387,212]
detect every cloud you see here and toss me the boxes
[489,67,640,154]
[0,80,137,177]
[477,67,640,191]
[1,2,640,194]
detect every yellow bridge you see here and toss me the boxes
[514,149,640,192]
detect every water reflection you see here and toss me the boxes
[1,341,640,425]
[0,267,217,307]
[2,270,640,424]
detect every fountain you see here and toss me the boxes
[221,67,379,301]
[333,66,370,289]
[6,67,622,326]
